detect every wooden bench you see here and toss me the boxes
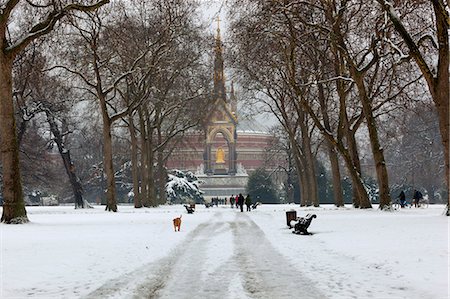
[292,214,317,235]
[251,202,261,210]
[184,204,195,214]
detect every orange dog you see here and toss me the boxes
[173,215,182,232]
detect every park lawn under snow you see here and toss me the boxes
[0,204,448,298]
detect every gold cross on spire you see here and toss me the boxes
[215,16,221,30]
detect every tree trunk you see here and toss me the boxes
[292,149,308,206]
[0,52,28,224]
[128,112,142,208]
[156,155,167,205]
[156,122,167,205]
[286,145,295,204]
[331,40,363,208]
[329,146,343,206]
[432,2,449,214]
[347,129,363,208]
[99,96,117,212]
[300,112,319,206]
[45,110,84,208]
[317,83,344,207]
[319,1,371,209]
[294,90,372,209]
[146,118,157,207]
[138,108,149,207]
[352,72,391,209]
[337,141,372,208]
[298,166,307,206]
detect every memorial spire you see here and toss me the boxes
[213,16,226,101]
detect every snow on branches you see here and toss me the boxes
[165,169,204,204]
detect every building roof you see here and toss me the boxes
[236,116,271,134]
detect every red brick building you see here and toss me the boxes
[165,124,278,175]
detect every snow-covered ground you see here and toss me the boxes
[0,204,448,298]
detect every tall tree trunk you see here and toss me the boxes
[298,166,307,206]
[300,111,319,207]
[431,2,449,214]
[146,117,156,207]
[351,72,391,209]
[329,146,343,206]
[0,53,28,223]
[99,96,117,212]
[293,90,372,209]
[329,13,382,208]
[128,112,142,208]
[156,152,167,205]
[139,108,149,207]
[320,1,371,209]
[342,114,365,208]
[331,41,363,208]
[318,83,344,207]
[286,144,295,204]
[45,110,84,208]
[285,132,307,205]
[292,149,308,206]
[156,119,167,205]
[346,129,363,208]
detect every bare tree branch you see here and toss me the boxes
[6,0,109,56]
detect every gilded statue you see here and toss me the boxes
[216,147,225,164]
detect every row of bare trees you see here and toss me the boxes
[228,0,448,212]
[1,0,212,223]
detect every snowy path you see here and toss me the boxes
[84,210,323,299]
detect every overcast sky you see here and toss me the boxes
[200,0,229,35]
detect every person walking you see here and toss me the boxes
[412,189,423,207]
[238,193,244,212]
[229,195,234,208]
[397,190,406,208]
[245,194,252,211]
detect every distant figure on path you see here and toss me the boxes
[245,194,252,211]
[238,193,245,212]
[235,194,239,208]
[397,190,406,208]
[230,195,235,208]
[412,189,423,207]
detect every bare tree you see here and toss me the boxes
[112,0,211,207]
[228,0,371,207]
[376,0,449,214]
[54,7,157,211]
[320,1,391,209]
[0,0,108,223]
[13,47,87,208]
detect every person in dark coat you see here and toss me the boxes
[412,189,423,207]
[398,190,406,208]
[229,195,235,208]
[245,194,252,211]
[237,193,245,212]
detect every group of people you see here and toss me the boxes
[397,189,424,208]
[229,194,252,212]
[209,197,227,206]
